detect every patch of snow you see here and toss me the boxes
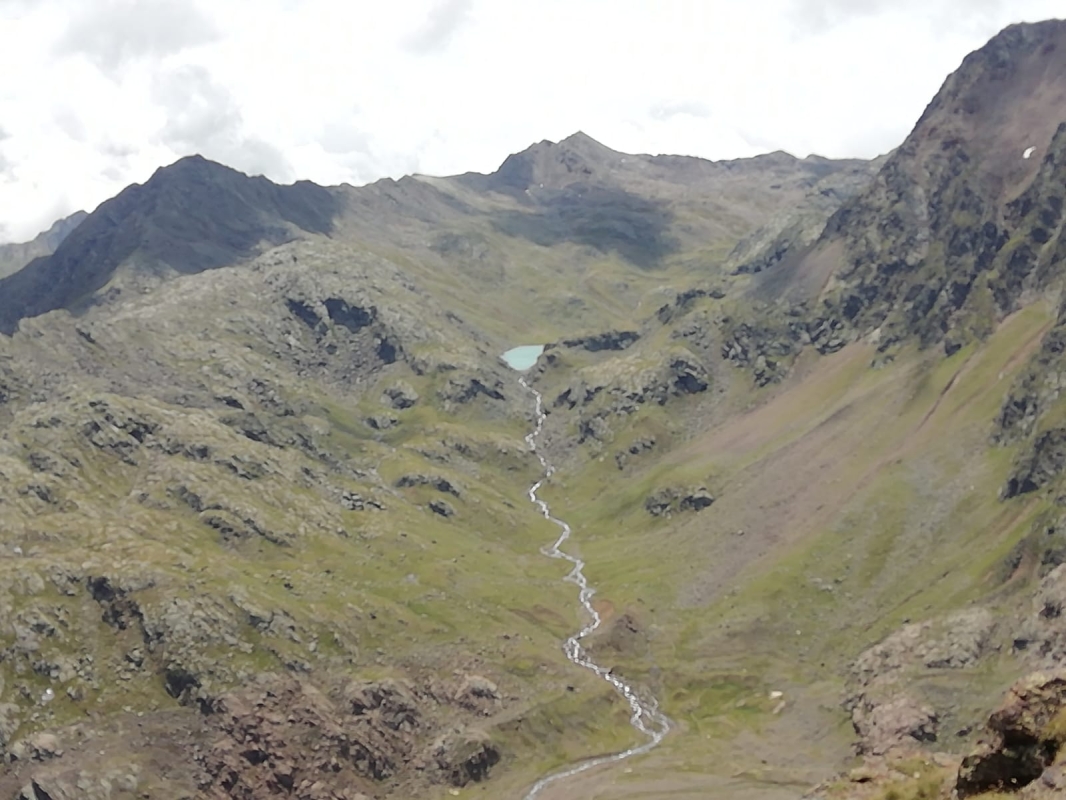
[1023,146,1036,160]
[769,690,784,699]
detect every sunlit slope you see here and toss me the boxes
[516,303,1055,798]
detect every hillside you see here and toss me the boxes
[1,18,1066,800]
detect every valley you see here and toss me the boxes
[1,17,1066,800]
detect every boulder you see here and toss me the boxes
[956,670,1066,797]
[848,692,939,756]
[429,500,455,518]
[644,486,715,517]
[9,731,63,762]
[381,382,419,410]
[365,414,398,431]
[430,731,500,786]
[454,675,500,715]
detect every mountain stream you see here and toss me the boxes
[518,376,671,799]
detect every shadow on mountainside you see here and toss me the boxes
[489,185,677,269]
[0,155,344,335]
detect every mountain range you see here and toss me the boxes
[1,18,1066,800]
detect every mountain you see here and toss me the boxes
[0,135,875,342]
[2,18,1066,800]
[0,156,340,334]
[0,211,87,279]
[779,20,1066,354]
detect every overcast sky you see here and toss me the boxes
[0,0,1062,243]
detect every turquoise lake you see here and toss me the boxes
[501,344,545,371]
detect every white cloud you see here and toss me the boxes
[55,0,218,76]
[0,0,1063,242]
[404,0,473,54]
[151,64,293,179]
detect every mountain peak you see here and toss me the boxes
[778,15,1066,355]
[148,153,249,187]
[558,130,619,155]
[486,132,623,193]
[0,157,341,334]
[903,16,1066,198]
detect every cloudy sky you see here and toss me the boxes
[0,0,1062,242]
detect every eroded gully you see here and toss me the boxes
[519,377,671,800]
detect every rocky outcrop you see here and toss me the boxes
[995,312,1066,444]
[453,676,500,716]
[366,414,399,431]
[848,693,940,757]
[559,330,640,352]
[429,499,456,518]
[395,474,461,497]
[554,355,710,415]
[0,155,342,334]
[437,375,506,406]
[845,610,995,754]
[201,677,401,797]
[381,382,419,409]
[614,436,656,470]
[956,671,1066,797]
[430,731,500,787]
[644,486,715,516]
[1012,565,1066,663]
[792,21,1066,355]
[1002,429,1066,498]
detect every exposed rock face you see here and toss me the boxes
[1012,565,1066,663]
[438,375,506,406]
[396,474,461,497]
[429,499,456,518]
[995,311,1066,445]
[0,155,342,334]
[645,487,715,516]
[453,676,501,716]
[559,330,640,352]
[430,732,500,787]
[721,312,810,386]
[848,693,940,757]
[956,671,1066,797]
[784,20,1066,355]
[614,436,656,470]
[200,676,440,798]
[553,353,710,415]
[845,610,996,754]
[725,157,884,276]
[1003,429,1066,498]
[381,382,419,409]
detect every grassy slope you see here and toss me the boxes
[493,302,1057,798]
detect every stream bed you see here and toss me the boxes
[517,375,670,799]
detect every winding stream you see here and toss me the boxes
[519,377,671,800]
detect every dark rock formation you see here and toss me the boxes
[956,671,1066,797]
[429,499,456,518]
[396,474,461,497]
[381,382,419,409]
[0,155,341,333]
[559,330,640,352]
[788,21,1066,354]
[1003,429,1066,498]
[645,486,715,516]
